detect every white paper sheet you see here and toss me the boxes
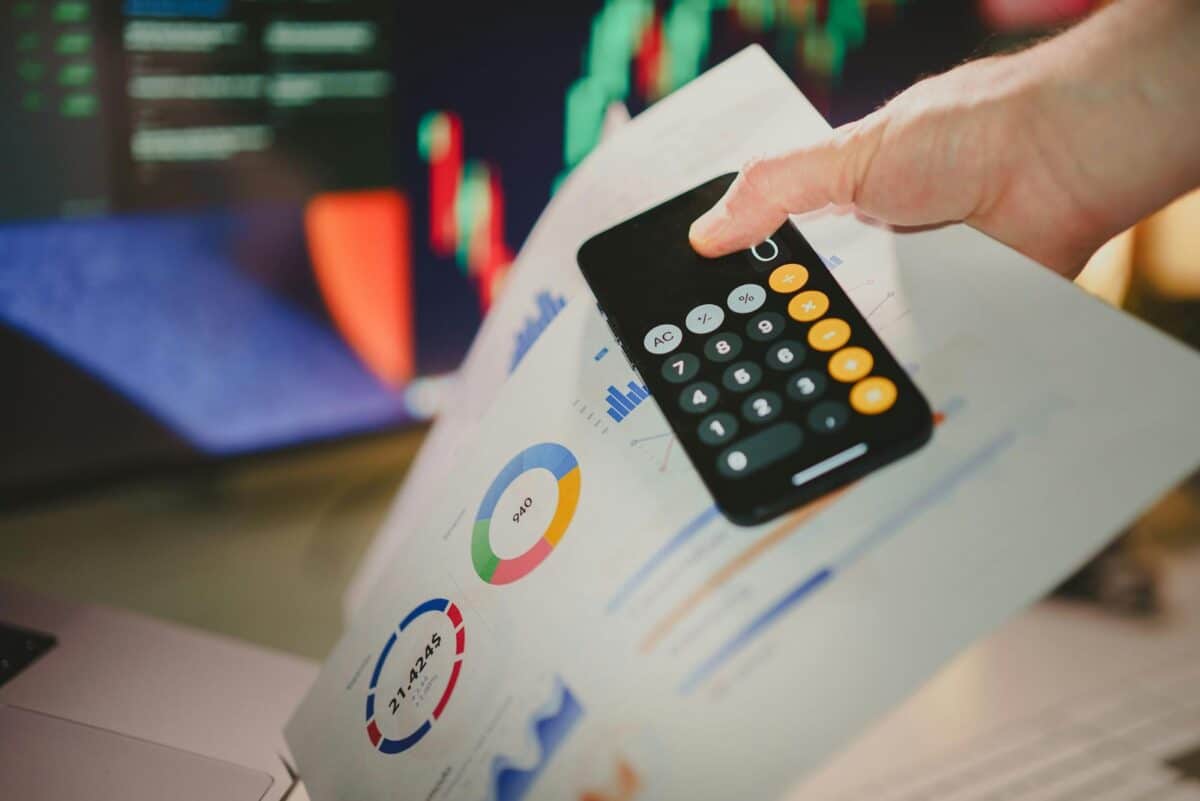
[346,46,870,617]
[304,46,1200,801]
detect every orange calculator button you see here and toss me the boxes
[787,290,829,323]
[768,263,809,293]
[829,347,873,383]
[807,318,850,352]
[850,376,898,415]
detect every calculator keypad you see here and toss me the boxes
[646,254,912,481]
[577,173,932,525]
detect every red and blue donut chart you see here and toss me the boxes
[365,597,465,754]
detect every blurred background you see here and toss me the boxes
[1,0,1196,657]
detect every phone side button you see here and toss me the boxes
[717,422,804,479]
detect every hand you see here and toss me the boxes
[689,0,1200,279]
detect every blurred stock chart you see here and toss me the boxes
[0,0,1096,496]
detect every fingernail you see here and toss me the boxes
[689,206,726,254]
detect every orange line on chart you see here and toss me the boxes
[638,485,852,654]
[579,757,641,801]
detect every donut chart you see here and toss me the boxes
[365,597,465,755]
[472,442,581,585]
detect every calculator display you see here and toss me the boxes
[577,173,933,525]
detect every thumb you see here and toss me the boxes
[689,126,861,257]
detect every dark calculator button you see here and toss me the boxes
[742,391,782,424]
[698,412,738,446]
[766,340,805,371]
[808,401,850,434]
[661,353,700,384]
[786,370,827,402]
[704,332,742,363]
[717,422,804,478]
[747,312,784,342]
[680,381,719,414]
[744,235,790,272]
[722,361,762,393]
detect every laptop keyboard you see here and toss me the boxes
[829,656,1200,801]
[0,621,56,689]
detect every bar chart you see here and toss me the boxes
[605,381,649,423]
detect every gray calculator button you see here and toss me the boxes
[717,422,804,478]
[808,401,850,434]
[698,412,738,446]
[766,340,805,371]
[704,332,742,363]
[679,381,719,414]
[685,303,725,334]
[726,283,766,314]
[742,391,782,424]
[786,370,826,402]
[746,311,784,342]
[644,323,682,355]
[722,361,762,393]
[661,353,700,384]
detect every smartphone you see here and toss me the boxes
[577,173,933,525]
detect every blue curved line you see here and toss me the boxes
[369,632,398,690]
[379,720,431,754]
[485,678,584,801]
[400,597,449,631]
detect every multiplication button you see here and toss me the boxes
[787,290,829,323]
[685,303,724,334]
[644,323,682,355]
[727,283,766,314]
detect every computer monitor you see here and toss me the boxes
[1,0,1064,500]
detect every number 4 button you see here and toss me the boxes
[679,381,719,414]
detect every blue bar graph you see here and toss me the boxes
[604,381,649,423]
[510,290,567,373]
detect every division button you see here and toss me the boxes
[704,332,742,362]
[746,311,785,342]
[685,303,725,334]
[786,370,827,402]
[722,361,762,393]
[741,391,782,424]
[828,346,874,383]
[766,340,805,371]
[850,376,898,415]
[679,381,719,414]
[717,422,804,478]
[808,401,850,434]
[661,352,700,384]
[807,318,851,352]
[768,263,809,293]
[787,290,829,323]
[727,283,766,314]
[644,323,683,355]
[698,412,738,446]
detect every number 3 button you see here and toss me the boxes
[680,381,719,413]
